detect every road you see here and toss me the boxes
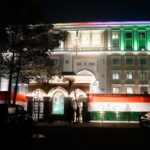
[2,122,150,149]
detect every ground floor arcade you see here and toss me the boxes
[26,84,150,123]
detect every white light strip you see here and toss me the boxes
[88,102,150,112]
[53,51,150,55]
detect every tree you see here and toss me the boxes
[0,24,68,105]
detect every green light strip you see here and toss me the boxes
[147,30,150,51]
[120,29,124,51]
[133,30,138,51]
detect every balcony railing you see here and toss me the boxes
[55,47,121,51]
[54,47,150,52]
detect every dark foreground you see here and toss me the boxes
[1,122,150,149]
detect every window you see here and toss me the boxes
[126,33,132,38]
[67,31,77,48]
[77,62,82,66]
[126,87,133,94]
[112,87,120,94]
[112,57,120,65]
[125,32,133,50]
[125,56,133,65]
[126,72,133,79]
[139,56,147,65]
[112,32,119,39]
[80,31,91,47]
[138,32,146,50]
[51,58,59,66]
[112,72,120,80]
[89,62,95,66]
[139,32,145,39]
[140,87,148,94]
[112,31,119,48]
[139,70,147,80]
[91,30,101,46]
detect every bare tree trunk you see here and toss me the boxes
[13,53,22,105]
[7,52,14,104]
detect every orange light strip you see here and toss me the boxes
[88,94,150,103]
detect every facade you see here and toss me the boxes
[53,21,150,95]
[1,21,150,122]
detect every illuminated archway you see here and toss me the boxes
[31,89,46,121]
[70,89,86,100]
[77,70,98,93]
[52,91,65,115]
[48,87,68,97]
[31,89,46,97]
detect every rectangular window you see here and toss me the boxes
[112,72,120,80]
[80,31,91,47]
[125,32,133,50]
[125,56,133,65]
[138,32,146,50]
[126,72,133,79]
[139,32,145,39]
[112,57,120,65]
[51,57,59,67]
[67,31,77,49]
[112,87,120,94]
[139,56,147,65]
[112,31,119,48]
[126,33,132,38]
[139,70,147,80]
[140,87,148,94]
[77,62,82,66]
[91,30,101,46]
[89,62,95,66]
[126,87,133,94]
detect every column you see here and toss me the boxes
[133,28,138,51]
[146,28,150,51]
[107,28,112,50]
[120,28,125,51]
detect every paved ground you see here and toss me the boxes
[36,120,140,128]
[2,121,149,149]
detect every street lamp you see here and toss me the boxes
[140,49,146,94]
[74,31,79,56]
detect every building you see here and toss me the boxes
[1,21,150,122]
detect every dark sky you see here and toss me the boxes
[1,0,150,24]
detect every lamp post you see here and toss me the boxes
[141,56,143,94]
[74,30,79,56]
[140,49,146,94]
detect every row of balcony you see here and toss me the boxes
[55,47,149,51]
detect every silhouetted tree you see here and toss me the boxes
[0,24,68,104]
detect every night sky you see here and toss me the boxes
[1,0,150,24]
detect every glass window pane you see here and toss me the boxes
[125,57,133,65]
[112,58,120,65]
[126,87,133,94]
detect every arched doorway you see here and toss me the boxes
[52,91,65,115]
[31,89,46,121]
[48,87,68,121]
[77,70,98,93]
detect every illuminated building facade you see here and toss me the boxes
[52,21,150,95]
[1,21,150,122]
[42,21,150,122]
